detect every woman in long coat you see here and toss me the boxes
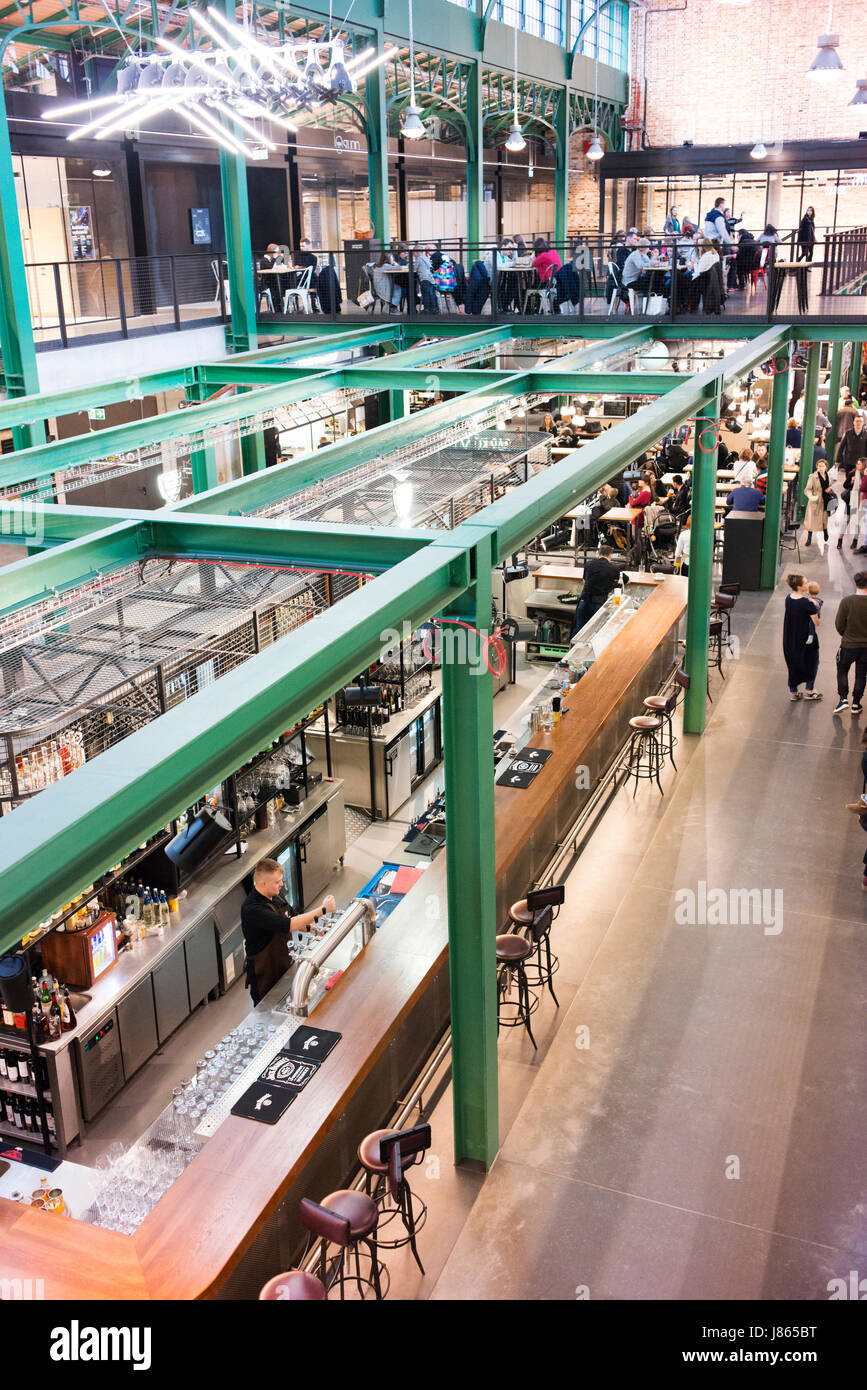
[803,460,831,546]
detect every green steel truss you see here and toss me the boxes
[1,316,849,1167]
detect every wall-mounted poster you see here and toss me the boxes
[68,205,95,260]
[190,207,212,245]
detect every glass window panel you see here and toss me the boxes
[525,0,544,38]
[730,175,768,239]
[665,174,702,231]
[800,171,837,241]
[833,172,867,232]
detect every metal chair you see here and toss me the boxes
[283,264,314,314]
[643,667,690,770]
[496,934,538,1049]
[620,714,665,795]
[522,270,555,315]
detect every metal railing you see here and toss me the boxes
[13,232,867,360]
[24,253,228,348]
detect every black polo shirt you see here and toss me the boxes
[582,557,622,603]
[241,887,294,957]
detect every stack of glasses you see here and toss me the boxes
[88,1022,278,1233]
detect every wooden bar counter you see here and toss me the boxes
[0,577,687,1301]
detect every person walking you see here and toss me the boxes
[803,459,831,547]
[783,573,822,701]
[833,571,867,714]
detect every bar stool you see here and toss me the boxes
[259,1270,326,1300]
[513,884,565,1003]
[496,934,538,1049]
[711,590,736,651]
[643,667,690,770]
[621,713,665,795]
[299,1191,385,1300]
[357,1124,431,1273]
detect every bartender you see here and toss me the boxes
[242,857,335,1006]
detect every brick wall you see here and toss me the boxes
[567,131,603,230]
[634,0,867,147]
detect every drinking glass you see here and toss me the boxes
[105,1140,126,1168]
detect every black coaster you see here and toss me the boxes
[496,746,554,788]
[284,1026,342,1062]
[231,1082,296,1124]
[258,1051,320,1089]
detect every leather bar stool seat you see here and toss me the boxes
[496,933,533,963]
[509,899,534,928]
[629,714,662,732]
[643,694,668,711]
[321,1189,378,1239]
[259,1270,326,1301]
[357,1128,402,1175]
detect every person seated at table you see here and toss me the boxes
[514,236,530,261]
[532,237,562,284]
[598,482,622,511]
[262,242,287,269]
[555,423,576,447]
[571,545,622,636]
[691,239,725,314]
[785,417,802,450]
[734,229,759,285]
[622,237,658,299]
[627,476,652,527]
[725,478,765,511]
[643,469,663,500]
[371,250,403,310]
[413,242,440,313]
[670,474,692,518]
[733,447,758,485]
[674,514,691,574]
[294,237,317,271]
[758,223,781,247]
[615,229,639,274]
[542,412,557,434]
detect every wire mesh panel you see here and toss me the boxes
[0,557,368,814]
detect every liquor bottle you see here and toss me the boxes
[31,1002,48,1043]
[1,998,13,1028]
[11,1095,23,1129]
[17,1052,30,1084]
[48,993,62,1041]
[6,1050,18,1084]
[40,975,51,1005]
[61,986,76,1032]
[46,1107,56,1142]
[0,1049,7,1080]
[0,1091,6,1124]
[158,891,170,932]
[141,888,152,931]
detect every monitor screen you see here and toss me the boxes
[89,921,116,977]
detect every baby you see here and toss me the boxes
[808,581,823,614]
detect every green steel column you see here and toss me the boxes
[441,534,498,1166]
[797,341,821,519]
[760,364,790,590]
[825,341,844,464]
[219,144,258,355]
[554,94,569,246]
[682,396,720,735]
[849,341,863,398]
[466,59,485,248]
[365,31,390,244]
[185,371,219,493]
[0,86,44,451]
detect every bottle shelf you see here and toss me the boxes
[0,1118,52,1146]
[0,1076,51,1101]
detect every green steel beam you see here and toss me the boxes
[797,341,821,519]
[365,31,390,243]
[441,527,498,1166]
[186,370,219,494]
[466,58,484,247]
[527,371,680,395]
[554,83,568,245]
[0,371,345,489]
[824,341,844,464]
[224,324,405,362]
[0,370,186,433]
[553,327,654,366]
[0,542,470,948]
[0,506,436,613]
[0,84,44,450]
[760,363,790,590]
[849,341,863,398]
[682,395,720,736]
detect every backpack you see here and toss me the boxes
[432,258,458,293]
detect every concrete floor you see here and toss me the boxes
[378,544,867,1302]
